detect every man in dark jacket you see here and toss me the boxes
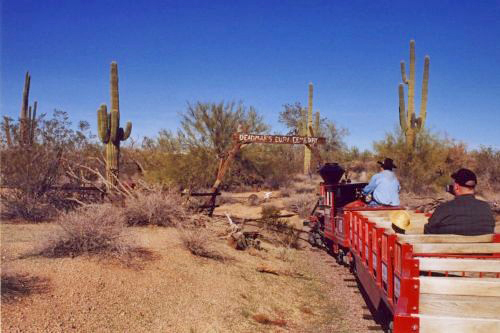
[424,168,495,235]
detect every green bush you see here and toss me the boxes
[372,128,487,194]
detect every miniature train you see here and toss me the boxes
[307,163,500,333]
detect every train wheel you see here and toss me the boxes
[336,249,344,265]
[349,258,356,274]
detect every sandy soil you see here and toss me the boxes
[1,213,381,333]
[1,184,384,333]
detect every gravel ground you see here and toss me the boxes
[303,248,385,333]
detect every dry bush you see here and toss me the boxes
[279,186,294,198]
[471,146,500,194]
[0,189,58,222]
[261,204,287,231]
[0,146,63,221]
[293,183,316,194]
[38,204,128,258]
[1,271,50,303]
[217,194,240,205]
[279,229,302,249]
[124,189,187,227]
[0,111,96,221]
[261,204,302,249]
[283,193,318,219]
[179,229,228,261]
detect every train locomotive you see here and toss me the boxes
[307,163,500,333]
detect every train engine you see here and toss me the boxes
[308,163,367,263]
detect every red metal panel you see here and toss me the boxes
[366,222,374,272]
[343,211,351,248]
[372,227,384,286]
[394,315,419,333]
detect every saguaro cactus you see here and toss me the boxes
[303,82,313,174]
[399,40,430,148]
[97,62,132,185]
[19,72,37,145]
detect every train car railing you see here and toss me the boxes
[344,208,500,332]
[392,234,500,333]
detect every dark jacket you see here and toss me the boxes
[424,194,495,235]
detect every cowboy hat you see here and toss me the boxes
[377,158,397,170]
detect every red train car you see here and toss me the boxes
[308,163,500,332]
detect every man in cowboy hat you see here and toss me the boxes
[424,168,495,235]
[362,158,401,206]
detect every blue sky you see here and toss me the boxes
[2,0,499,150]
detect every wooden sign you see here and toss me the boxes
[234,133,326,145]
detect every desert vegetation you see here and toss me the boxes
[1,44,498,332]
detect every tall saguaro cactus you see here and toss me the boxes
[303,82,313,174]
[97,62,132,185]
[19,72,37,145]
[399,40,430,148]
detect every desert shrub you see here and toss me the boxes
[279,229,302,249]
[283,193,318,219]
[179,229,227,261]
[260,204,301,248]
[471,146,500,193]
[261,204,287,231]
[1,271,50,302]
[261,204,280,218]
[279,186,294,198]
[124,189,186,227]
[374,128,454,194]
[0,111,95,221]
[38,204,128,258]
[293,182,316,194]
[217,194,240,205]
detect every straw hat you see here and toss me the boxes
[390,210,411,233]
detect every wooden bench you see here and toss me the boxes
[415,276,500,332]
[411,236,500,332]
[415,314,500,333]
[399,234,494,244]
[417,257,500,273]
[412,243,500,254]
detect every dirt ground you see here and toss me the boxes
[1,192,383,333]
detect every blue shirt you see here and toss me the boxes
[362,170,400,206]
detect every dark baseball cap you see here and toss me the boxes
[451,168,477,187]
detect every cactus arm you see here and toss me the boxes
[30,101,37,145]
[20,72,31,144]
[20,72,30,120]
[400,61,408,84]
[314,111,320,135]
[97,104,110,144]
[109,61,120,143]
[408,40,416,130]
[28,106,32,144]
[399,84,407,132]
[32,101,37,123]
[122,121,132,140]
[110,62,119,114]
[3,116,12,147]
[418,56,430,129]
[307,82,313,136]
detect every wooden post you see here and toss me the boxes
[304,82,313,174]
